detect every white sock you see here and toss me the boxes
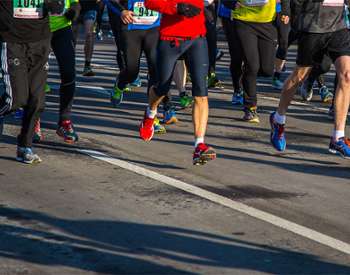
[274,111,286,124]
[195,137,204,147]
[146,107,157,119]
[333,130,345,141]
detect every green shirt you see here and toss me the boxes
[232,0,276,23]
[49,0,79,32]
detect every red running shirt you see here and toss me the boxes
[145,0,206,39]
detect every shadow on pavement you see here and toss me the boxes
[0,206,349,274]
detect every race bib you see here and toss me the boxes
[13,0,44,19]
[322,0,344,7]
[132,2,159,25]
[243,0,269,7]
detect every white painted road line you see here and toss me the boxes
[79,149,350,255]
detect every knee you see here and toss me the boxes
[245,63,259,76]
[259,65,274,77]
[293,67,310,83]
[194,96,208,105]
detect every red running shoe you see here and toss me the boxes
[56,120,79,144]
[139,112,155,141]
[193,143,216,165]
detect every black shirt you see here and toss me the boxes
[292,0,347,33]
[0,0,50,43]
[80,0,99,12]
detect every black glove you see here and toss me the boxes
[45,0,65,15]
[64,8,76,20]
[177,3,201,18]
[222,0,237,10]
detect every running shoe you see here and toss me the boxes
[299,82,313,102]
[270,112,286,152]
[232,89,244,106]
[208,72,224,89]
[272,78,284,90]
[16,147,42,164]
[82,65,95,77]
[96,30,103,41]
[130,76,142,87]
[56,120,79,144]
[193,143,216,165]
[329,137,350,159]
[111,86,130,107]
[14,108,24,120]
[44,83,51,93]
[163,107,178,125]
[139,112,155,141]
[33,118,43,143]
[319,85,333,103]
[154,117,166,134]
[107,30,114,38]
[243,106,260,123]
[179,93,193,108]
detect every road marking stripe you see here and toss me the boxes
[79,149,350,255]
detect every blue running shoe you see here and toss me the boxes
[163,107,178,125]
[232,89,244,106]
[270,112,286,151]
[130,76,142,87]
[329,137,350,159]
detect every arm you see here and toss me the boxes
[280,0,290,17]
[145,0,177,15]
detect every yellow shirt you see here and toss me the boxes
[232,0,276,23]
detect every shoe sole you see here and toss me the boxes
[56,132,78,144]
[16,157,42,164]
[164,117,178,125]
[328,148,350,159]
[193,152,217,165]
[322,97,333,104]
[243,117,260,123]
[154,129,166,135]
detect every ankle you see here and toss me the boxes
[195,137,204,148]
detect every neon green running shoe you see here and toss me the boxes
[154,117,166,134]
[179,94,193,108]
[44,83,51,93]
[208,72,224,89]
[111,86,130,107]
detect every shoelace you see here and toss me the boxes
[61,121,73,133]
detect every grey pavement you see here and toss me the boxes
[0,37,349,274]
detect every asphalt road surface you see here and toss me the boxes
[0,34,349,275]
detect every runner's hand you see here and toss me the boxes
[121,10,135,24]
[177,3,201,18]
[281,15,289,25]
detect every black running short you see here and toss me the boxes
[297,29,350,66]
